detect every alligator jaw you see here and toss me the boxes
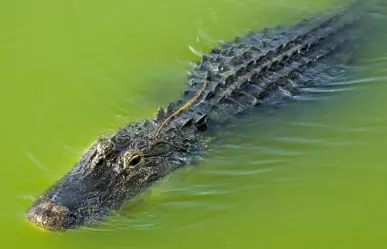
[26,163,111,231]
[26,145,130,231]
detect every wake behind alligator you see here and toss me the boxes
[27,0,382,231]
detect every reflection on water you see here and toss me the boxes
[1,0,387,248]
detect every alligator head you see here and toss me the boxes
[27,120,193,231]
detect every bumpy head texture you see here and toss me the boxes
[27,118,196,231]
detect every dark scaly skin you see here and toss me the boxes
[27,1,371,231]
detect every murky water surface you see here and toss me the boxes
[1,0,387,248]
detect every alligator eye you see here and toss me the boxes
[128,155,142,166]
[122,152,143,169]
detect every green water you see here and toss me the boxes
[1,0,387,248]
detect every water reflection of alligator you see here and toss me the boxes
[27,1,376,231]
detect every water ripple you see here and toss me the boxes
[25,151,49,172]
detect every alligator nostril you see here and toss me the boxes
[27,202,72,231]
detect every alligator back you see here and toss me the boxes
[159,1,373,131]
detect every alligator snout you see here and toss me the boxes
[27,202,73,231]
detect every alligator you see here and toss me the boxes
[27,0,380,231]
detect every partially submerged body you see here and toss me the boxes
[27,0,379,231]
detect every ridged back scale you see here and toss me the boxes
[155,1,368,135]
